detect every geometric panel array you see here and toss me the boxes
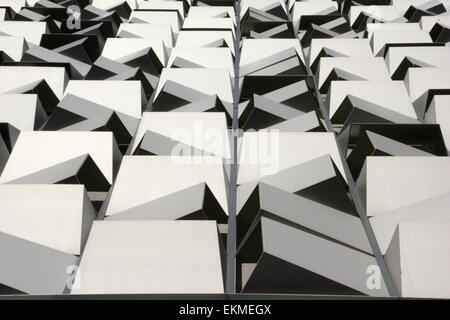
[0,0,449,299]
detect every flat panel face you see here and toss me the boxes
[101,38,166,66]
[237,132,347,184]
[0,66,67,98]
[239,39,306,75]
[364,157,450,217]
[167,47,235,76]
[349,6,403,25]
[370,191,450,254]
[421,16,450,31]
[0,131,114,184]
[0,36,26,61]
[0,230,77,295]
[154,68,234,104]
[0,184,94,255]
[92,0,139,10]
[0,0,450,300]
[426,96,450,154]
[366,23,421,40]
[118,23,174,47]
[64,80,143,119]
[175,30,235,53]
[328,81,417,120]
[386,47,450,76]
[71,220,224,294]
[105,156,229,216]
[309,39,373,66]
[130,112,231,158]
[130,11,180,33]
[318,58,391,89]
[0,94,40,130]
[386,222,450,298]
[0,21,47,45]
[371,30,432,56]
[406,67,450,102]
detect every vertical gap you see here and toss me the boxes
[226,0,241,294]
